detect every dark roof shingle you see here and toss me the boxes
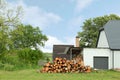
[104,20,120,50]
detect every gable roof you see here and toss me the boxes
[97,20,120,50]
[104,20,120,50]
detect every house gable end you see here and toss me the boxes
[104,20,120,49]
[97,30,109,48]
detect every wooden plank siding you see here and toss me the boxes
[53,45,82,61]
[53,45,74,60]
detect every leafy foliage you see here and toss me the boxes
[0,0,48,70]
[0,49,47,71]
[0,0,23,54]
[0,0,23,26]
[18,48,44,65]
[78,14,120,47]
[0,20,11,54]
[10,24,48,49]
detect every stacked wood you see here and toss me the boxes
[40,57,91,73]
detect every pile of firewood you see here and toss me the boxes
[40,57,91,73]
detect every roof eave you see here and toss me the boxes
[96,27,104,47]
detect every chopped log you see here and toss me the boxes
[40,57,91,73]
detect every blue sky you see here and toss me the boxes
[6,0,120,52]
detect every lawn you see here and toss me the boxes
[0,69,120,80]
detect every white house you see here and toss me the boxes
[83,20,120,69]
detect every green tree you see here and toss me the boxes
[0,0,23,54]
[0,23,8,54]
[78,14,120,48]
[0,0,23,26]
[10,24,48,50]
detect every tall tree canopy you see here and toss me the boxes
[0,0,23,26]
[10,24,48,50]
[0,0,48,53]
[0,0,23,53]
[78,14,120,48]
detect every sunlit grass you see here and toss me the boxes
[0,69,120,80]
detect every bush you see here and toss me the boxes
[0,61,4,68]
[0,49,45,71]
[0,51,18,71]
[0,50,19,65]
[0,61,14,71]
[3,63,14,71]
[18,48,44,65]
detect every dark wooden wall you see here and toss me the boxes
[53,45,82,61]
[53,45,74,60]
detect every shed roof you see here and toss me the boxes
[53,45,74,54]
[101,20,120,50]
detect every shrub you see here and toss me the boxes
[0,61,4,68]
[18,48,44,65]
[0,49,45,70]
[3,63,14,71]
[0,53,18,65]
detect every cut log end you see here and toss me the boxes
[40,57,91,73]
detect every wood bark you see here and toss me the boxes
[40,57,91,73]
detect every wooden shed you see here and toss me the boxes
[53,45,82,60]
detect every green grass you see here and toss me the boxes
[0,69,120,80]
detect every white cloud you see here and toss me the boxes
[41,35,64,53]
[8,0,62,29]
[74,0,94,13]
[41,35,76,53]
[45,35,64,47]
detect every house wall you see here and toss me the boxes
[97,30,109,48]
[114,51,120,68]
[83,48,112,69]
